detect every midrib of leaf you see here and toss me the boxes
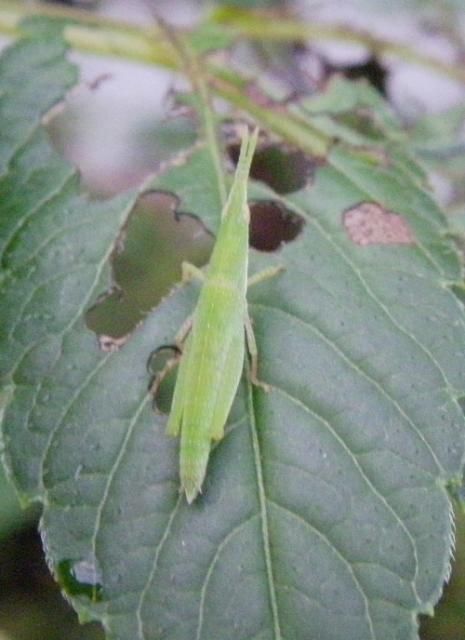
[245,333,389,639]
[267,501,376,640]
[246,372,282,640]
[251,303,423,596]
[248,165,456,479]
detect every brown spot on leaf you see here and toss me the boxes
[249,201,305,251]
[343,202,415,246]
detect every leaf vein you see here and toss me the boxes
[253,301,444,477]
[282,192,455,400]
[136,494,183,640]
[196,513,259,640]
[268,383,420,596]
[1,169,75,267]
[247,378,283,640]
[268,498,376,640]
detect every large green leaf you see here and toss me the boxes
[1,31,465,640]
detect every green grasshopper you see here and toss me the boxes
[164,127,282,503]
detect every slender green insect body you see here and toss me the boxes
[167,128,258,503]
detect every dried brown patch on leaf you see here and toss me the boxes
[343,202,415,246]
[249,200,305,251]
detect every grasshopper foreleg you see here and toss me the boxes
[182,261,205,283]
[247,264,285,289]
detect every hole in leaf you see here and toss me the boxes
[228,142,316,194]
[148,345,181,415]
[343,202,415,246]
[86,192,212,340]
[249,201,305,251]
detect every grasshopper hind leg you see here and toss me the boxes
[209,330,245,442]
[245,313,270,392]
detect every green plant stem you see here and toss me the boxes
[2,1,465,83]
[210,74,330,157]
[0,0,462,158]
[0,0,177,67]
[0,1,331,155]
[157,18,228,207]
[211,6,465,85]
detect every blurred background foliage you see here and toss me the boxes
[1,0,465,638]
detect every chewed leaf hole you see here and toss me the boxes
[86,192,212,341]
[148,345,180,415]
[57,557,103,603]
[343,202,415,246]
[228,142,316,194]
[249,201,305,252]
